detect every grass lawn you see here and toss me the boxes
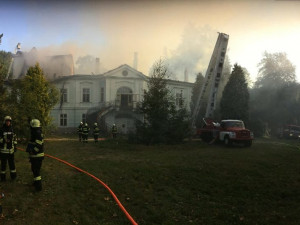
[1,136,300,225]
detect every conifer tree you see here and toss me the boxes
[220,64,249,122]
[135,60,189,144]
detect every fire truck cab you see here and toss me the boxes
[219,120,253,147]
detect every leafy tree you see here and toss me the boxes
[220,64,249,122]
[8,63,59,137]
[0,50,12,80]
[0,80,8,117]
[249,82,300,136]
[135,60,189,144]
[249,52,297,136]
[255,52,296,89]
[0,51,12,117]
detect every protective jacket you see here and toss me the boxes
[0,124,17,154]
[112,126,117,134]
[77,124,83,134]
[93,126,100,135]
[26,127,44,158]
[82,125,90,135]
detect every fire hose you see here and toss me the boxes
[17,147,138,225]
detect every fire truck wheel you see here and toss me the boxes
[224,136,232,146]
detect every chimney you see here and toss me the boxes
[133,52,138,70]
[184,68,188,82]
[95,58,100,74]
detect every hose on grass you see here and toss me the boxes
[17,147,138,225]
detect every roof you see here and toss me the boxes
[102,64,148,80]
[52,74,104,83]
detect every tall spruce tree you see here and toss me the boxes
[220,64,249,122]
[135,60,189,144]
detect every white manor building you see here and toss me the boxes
[50,64,194,134]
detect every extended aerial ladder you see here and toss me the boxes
[191,32,229,129]
[5,42,21,80]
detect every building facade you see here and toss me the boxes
[51,64,193,134]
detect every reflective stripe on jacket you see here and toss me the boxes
[27,127,44,158]
[0,126,17,154]
[93,127,100,135]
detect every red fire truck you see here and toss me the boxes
[191,33,253,147]
[198,118,253,147]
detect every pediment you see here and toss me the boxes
[103,64,147,80]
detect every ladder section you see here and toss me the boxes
[205,33,229,118]
[191,33,229,128]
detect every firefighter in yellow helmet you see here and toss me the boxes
[0,116,18,181]
[77,122,83,142]
[93,122,100,143]
[112,124,117,139]
[26,119,44,191]
[82,123,90,143]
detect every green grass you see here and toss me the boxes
[1,137,300,225]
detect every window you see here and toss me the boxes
[83,88,90,102]
[100,87,104,102]
[60,114,67,126]
[61,88,67,103]
[176,91,183,107]
[82,114,86,124]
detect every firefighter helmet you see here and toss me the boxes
[30,119,41,128]
[4,116,12,123]
[94,122,97,126]
[80,122,83,125]
[85,123,88,126]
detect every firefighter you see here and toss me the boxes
[112,124,117,139]
[93,122,100,143]
[82,123,90,143]
[0,116,17,182]
[26,119,44,191]
[77,122,83,142]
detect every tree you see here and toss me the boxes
[249,82,300,136]
[220,64,249,122]
[242,67,253,88]
[135,60,190,144]
[255,52,296,89]
[8,63,59,136]
[190,72,204,127]
[0,50,12,80]
[249,52,297,136]
[0,51,12,116]
[0,79,8,117]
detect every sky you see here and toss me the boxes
[1,0,300,82]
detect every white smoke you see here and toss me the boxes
[164,24,218,82]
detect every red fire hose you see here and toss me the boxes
[17,147,138,225]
